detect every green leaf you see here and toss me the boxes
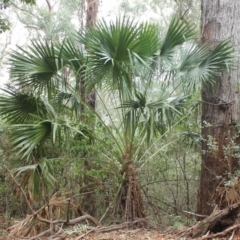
[11,121,52,159]
[77,17,159,96]
[9,40,66,96]
[159,18,196,61]
[0,88,55,123]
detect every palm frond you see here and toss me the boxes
[11,121,52,159]
[159,18,196,61]
[78,17,159,94]
[9,40,66,95]
[121,91,146,109]
[14,158,56,199]
[57,40,85,76]
[178,39,234,92]
[143,94,189,137]
[0,88,55,123]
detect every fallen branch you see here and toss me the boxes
[5,164,100,239]
[75,218,148,240]
[186,201,240,238]
[200,223,240,239]
[28,229,51,240]
[37,214,100,226]
[183,211,207,218]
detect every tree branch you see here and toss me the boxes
[45,0,52,12]
[37,214,100,226]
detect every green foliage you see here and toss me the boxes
[3,0,35,4]
[78,17,159,94]
[10,0,79,40]
[9,41,66,94]
[0,88,52,123]
[0,16,10,33]
[0,15,234,224]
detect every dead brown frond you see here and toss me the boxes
[8,191,83,238]
[215,177,240,208]
[8,214,42,238]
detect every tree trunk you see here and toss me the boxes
[197,0,240,216]
[85,0,99,109]
[86,0,99,28]
[114,161,145,225]
[77,0,99,217]
[77,0,99,112]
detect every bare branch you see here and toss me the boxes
[10,1,35,17]
[37,213,100,226]
[45,0,52,12]
[200,224,240,240]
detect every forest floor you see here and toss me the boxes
[0,228,188,240]
[1,226,240,240]
[64,228,178,240]
[2,216,240,240]
[62,228,240,240]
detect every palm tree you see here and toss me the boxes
[76,17,233,222]
[0,40,85,203]
[0,17,233,222]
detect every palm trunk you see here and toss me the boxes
[197,0,240,216]
[114,148,145,224]
[121,162,145,221]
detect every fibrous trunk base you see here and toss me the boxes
[113,163,145,226]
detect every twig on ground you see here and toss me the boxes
[37,214,100,226]
[199,223,240,239]
[183,210,207,218]
[75,218,148,240]
[29,229,51,240]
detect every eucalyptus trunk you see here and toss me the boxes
[197,0,240,216]
[85,0,99,109]
[77,0,99,217]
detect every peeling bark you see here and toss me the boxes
[198,0,240,216]
[86,0,99,28]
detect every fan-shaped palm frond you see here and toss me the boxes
[10,116,85,159]
[57,40,85,76]
[9,40,66,96]
[119,91,190,147]
[11,121,52,159]
[0,88,56,124]
[176,39,234,92]
[77,17,159,95]
[159,18,196,62]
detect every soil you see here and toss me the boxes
[68,229,175,240]
[1,228,240,240]
[76,228,240,240]
[2,222,240,239]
